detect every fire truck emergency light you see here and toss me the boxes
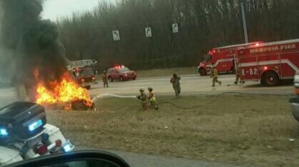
[115,65,125,69]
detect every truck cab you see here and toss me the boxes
[71,67,96,89]
[198,42,262,76]
[67,59,98,89]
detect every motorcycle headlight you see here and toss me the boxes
[0,128,8,136]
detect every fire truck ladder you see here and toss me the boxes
[67,59,97,70]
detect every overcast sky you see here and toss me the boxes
[42,0,110,21]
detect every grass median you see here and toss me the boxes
[47,95,298,167]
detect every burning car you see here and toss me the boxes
[35,71,95,111]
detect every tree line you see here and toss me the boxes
[56,0,299,71]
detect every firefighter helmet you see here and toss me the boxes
[140,88,144,92]
[148,87,153,91]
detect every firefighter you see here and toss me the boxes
[148,87,158,110]
[102,71,108,88]
[211,65,222,87]
[234,62,240,85]
[170,73,181,97]
[234,63,245,85]
[136,88,148,111]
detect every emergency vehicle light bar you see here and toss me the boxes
[115,65,125,69]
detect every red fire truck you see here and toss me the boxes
[67,59,97,89]
[198,42,262,76]
[238,39,299,86]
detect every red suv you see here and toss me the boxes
[107,66,137,82]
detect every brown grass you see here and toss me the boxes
[46,95,299,167]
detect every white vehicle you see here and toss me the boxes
[290,71,299,122]
[0,101,75,166]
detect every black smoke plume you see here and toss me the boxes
[0,0,69,96]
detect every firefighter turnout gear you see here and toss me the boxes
[137,88,148,111]
[234,64,245,85]
[234,66,240,85]
[170,73,181,96]
[211,67,222,87]
[102,71,109,88]
[148,87,158,110]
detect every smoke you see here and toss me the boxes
[0,0,68,90]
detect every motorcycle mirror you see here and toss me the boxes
[5,150,131,167]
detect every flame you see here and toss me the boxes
[35,72,93,106]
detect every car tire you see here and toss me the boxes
[261,71,280,86]
[120,76,123,82]
[108,76,113,82]
[133,77,136,80]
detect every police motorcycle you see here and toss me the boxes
[0,101,75,166]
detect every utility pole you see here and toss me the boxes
[241,1,248,43]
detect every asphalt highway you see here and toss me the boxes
[89,74,293,97]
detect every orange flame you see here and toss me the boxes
[35,72,93,106]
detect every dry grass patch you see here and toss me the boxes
[46,95,299,167]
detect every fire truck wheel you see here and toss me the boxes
[108,77,113,82]
[261,71,279,86]
[198,68,207,76]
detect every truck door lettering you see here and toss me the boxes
[248,68,258,75]
[249,68,253,75]
[254,68,258,75]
